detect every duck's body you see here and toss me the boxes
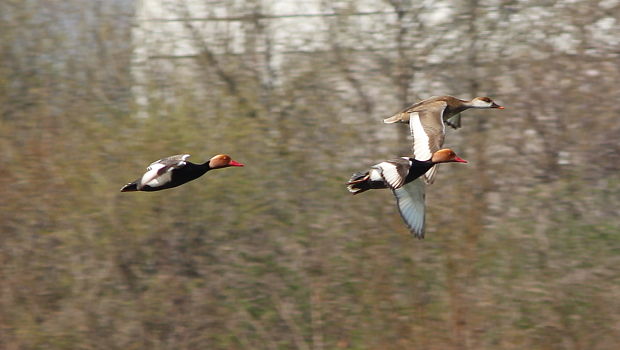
[384,95,503,128]
[347,149,467,238]
[120,154,243,192]
[347,157,435,195]
[383,96,503,183]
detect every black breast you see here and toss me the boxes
[404,160,433,183]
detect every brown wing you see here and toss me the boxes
[417,107,446,153]
[384,98,449,184]
[383,96,445,123]
[408,101,447,160]
[408,102,448,184]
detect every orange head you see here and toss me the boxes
[430,149,468,164]
[208,154,244,169]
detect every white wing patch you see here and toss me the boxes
[374,162,405,189]
[392,179,426,238]
[409,112,432,161]
[368,168,383,182]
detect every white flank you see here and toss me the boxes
[392,179,426,238]
[140,163,166,187]
[409,112,432,161]
[376,162,404,189]
[145,171,172,187]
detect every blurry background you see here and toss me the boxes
[1,0,619,349]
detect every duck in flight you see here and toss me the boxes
[384,95,504,129]
[347,149,467,238]
[383,96,503,184]
[120,154,244,192]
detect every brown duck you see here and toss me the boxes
[383,96,503,183]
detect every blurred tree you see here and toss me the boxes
[0,0,619,349]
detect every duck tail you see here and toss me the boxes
[120,182,139,192]
[383,114,401,124]
[383,111,410,124]
[347,172,371,194]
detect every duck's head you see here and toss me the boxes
[431,149,468,164]
[209,154,244,168]
[471,96,504,109]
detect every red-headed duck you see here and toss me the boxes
[347,149,467,238]
[120,154,243,192]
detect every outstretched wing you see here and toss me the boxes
[408,101,447,160]
[392,179,426,238]
[409,102,447,184]
[141,154,190,186]
[383,96,441,124]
